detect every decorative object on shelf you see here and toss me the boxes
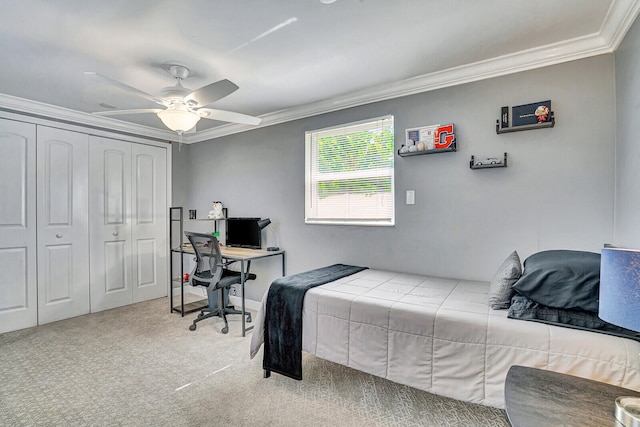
[470,152,508,169]
[497,101,555,134]
[513,100,551,126]
[500,106,509,129]
[599,246,640,427]
[399,123,456,157]
[208,201,225,219]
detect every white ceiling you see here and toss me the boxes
[0,0,639,143]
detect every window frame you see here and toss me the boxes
[304,115,395,227]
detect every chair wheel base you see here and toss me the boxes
[247,314,252,323]
[221,326,229,334]
[189,324,196,331]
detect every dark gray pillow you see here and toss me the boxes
[512,250,600,313]
[488,251,522,310]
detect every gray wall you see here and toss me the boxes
[614,15,640,247]
[171,142,191,210]
[174,54,617,302]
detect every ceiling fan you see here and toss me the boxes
[85,64,261,134]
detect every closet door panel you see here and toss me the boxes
[0,247,30,315]
[89,136,132,312]
[0,119,37,333]
[104,240,127,292]
[131,144,167,302]
[36,126,89,324]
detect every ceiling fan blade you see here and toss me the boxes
[198,108,262,125]
[92,108,163,117]
[184,79,239,107]
[84,72,165,106]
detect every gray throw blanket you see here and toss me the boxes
[263,264,367,380]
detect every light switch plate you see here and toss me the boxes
[406,190,415,205]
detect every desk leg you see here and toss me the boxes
[241,259,246,337]
[282,252,286,276]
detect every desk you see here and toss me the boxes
[219,246,285,336]
[174,244,285,336]
[505,365,640,427]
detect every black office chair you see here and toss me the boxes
[185,231,254,334]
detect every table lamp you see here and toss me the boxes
[599,246,640,427]
[257,218,279,251]
[257,218,271,230]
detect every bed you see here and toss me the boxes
[249,251,640,409]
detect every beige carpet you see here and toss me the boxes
[0,297,510,426]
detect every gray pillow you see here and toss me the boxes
[488,251,522,309]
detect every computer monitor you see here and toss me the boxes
[225,217,262,249]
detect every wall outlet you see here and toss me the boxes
[230,286,237,296]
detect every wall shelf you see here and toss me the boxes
[496,111,555,134]
[470,152,508,169]
[187,208,228,234]
[398,146,456,157]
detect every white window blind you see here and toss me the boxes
[305,115,394,226]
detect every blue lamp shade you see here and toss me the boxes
[599,247,640,332]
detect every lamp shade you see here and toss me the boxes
[599,247,640,332]
[157,108,200,133]
[257,218,271,230]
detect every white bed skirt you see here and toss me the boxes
[251,269,640,409]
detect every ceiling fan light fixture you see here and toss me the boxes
[157,108,200,133]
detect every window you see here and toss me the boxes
[305,115,394,226]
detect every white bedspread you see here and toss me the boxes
[250,269,640,408]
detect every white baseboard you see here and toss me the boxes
[183,283,206,297]
[229,295,261,312]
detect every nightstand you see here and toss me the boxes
[505,365,640,427]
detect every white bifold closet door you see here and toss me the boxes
[36,126,90,324]
[0,119,37,333]
[89,136,167,312]
[130,142,168,303]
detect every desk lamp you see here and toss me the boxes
[257,218,279,251]
[599,246,640,427]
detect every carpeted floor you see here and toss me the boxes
[0,297,510,426]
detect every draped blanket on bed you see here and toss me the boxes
[263,264,367,380]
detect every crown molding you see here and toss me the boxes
[0,93,176,141]
[2,0,639,145]
[193,35,607,143]
[603,0,640,49]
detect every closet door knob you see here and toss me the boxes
[112,232,119,236]
[56,233,63,238]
